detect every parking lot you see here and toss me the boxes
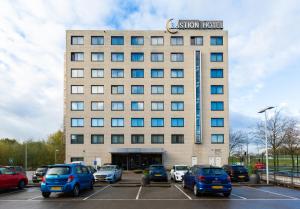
[1,183,300,209]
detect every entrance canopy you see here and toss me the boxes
[109,147,165,154]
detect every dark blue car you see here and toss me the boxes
[182,165,232,197]
[149,165,168,182]
[40,164,94,198]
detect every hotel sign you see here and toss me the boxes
[166,19,223,33]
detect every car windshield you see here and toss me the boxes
[202,168,226,175]
[100,166,116,171]
[36,168,47,172]
[47,166,70,175]
[0,167,7,174]
[232,166,247,171]
[175,166,188,171]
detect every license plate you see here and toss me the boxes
[212,186,223,189]
[155,174,161,176]
[51,186,61,191]
[239,176,245,178]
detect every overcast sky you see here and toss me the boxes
[0,0,299,140]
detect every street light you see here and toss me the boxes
[258,106,275,184]
[54,149,59,164]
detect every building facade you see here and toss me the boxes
[64,20,229,169]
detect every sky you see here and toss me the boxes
[0,0,300,140]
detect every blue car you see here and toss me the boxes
[182,165,232,197]
[149,165,168,182]
[40,164,94,198]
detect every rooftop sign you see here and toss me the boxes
[166,19,223,33]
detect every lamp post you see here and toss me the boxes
[258,106,275,184]
[25,141,27,171]
[54,149,59,164]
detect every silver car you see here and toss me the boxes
[93,165,122,183]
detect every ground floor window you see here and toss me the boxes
[70,157,84,162]
[171,134,184,144]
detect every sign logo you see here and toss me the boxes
[166,18,179,34]
[166,19,223,33]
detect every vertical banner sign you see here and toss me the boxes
[195,50,202,143]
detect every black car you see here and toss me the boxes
[32,166,48,183]
[222,165,249,182]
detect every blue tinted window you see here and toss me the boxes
[210,53,223,62]
[211,85,224,94]
[111,118,124,127]
[211,101,224,111]
[131,101,144,111]
[211,118,224,127]
[111,53,124,62]
[111,69,124,78]
[211,69,223,78]
[71,118,84,127]
[171,85,184,94]
[211,134,224,144]
[91,118,104,127]
[151,118,164,127]
[111,36,124,45]
[131,85,144,94]
[131,36,144,45]
[151,69,164,78]
[210,36,223,45]
[171,69,184,78]
[131,118,144,127]
[111,101,124,111]
[91,36,104,45]
[71,101,84,111]
[171,118,184,127]
[131,69,144,78]
[171,102,184,111]
[131,53,144,62]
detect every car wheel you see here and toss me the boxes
[72,184,80,197]
[223,192,231,197]
[18,180,25,190]
[182,179,186,188]
[193,185,200,196]
[42,192,51,198]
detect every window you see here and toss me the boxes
[191,36,203,45]
[151,118,164,127]
[210,53,223,62]
[91,135,104,144]
[171,36,183,45]
[131,53,144,62]
[131,118,144,127]
[171,85,184,94]
[91,36,104,45]
[211,118,224,127]
[91,85,104,94]
[131,135,144,144]
[210,36,223,45]
[91,118,104,127]
[171,69,184,78]
[71,118,84,127]
[71,52,84,61]
[111,52,124,62]
[71,157,84,162]
[211,69,223,78]
[111,118,124,127]
[71,134,84,144]
[111,101,124,111]
[151,36,164,45]
[111,69,124,78]
[111,135,124,144]
[91,101,104,111]
[211,134,224,144]
[131,69,144,78]
[111,36,124,45]
[71,68,84,78]
[151,101,164,111]
[171,101,184,111]
[151,53,164,62]
[151,85,164,94]
[131,101,144,111]
[211,101,224,111]
[71,101,84,111]
[151,135,164,144]
[171,53,184,62]
[91,69,104,78]
[131,85,144,94]
[111,85,124,94]
[211,85,224,94]
[171,118,184,127]
[151,69,164,78]
[71,36,84,45]
[171,134,184,144]
[71,85,84,94]
[131,36,144,45]
[91,52,104,62]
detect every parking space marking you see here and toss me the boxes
[231,193,247,199]
[83,185,110,200]
[174,184,192,200]
[29,195,42,200]
[135,186,142,200]
[245,186,298,200]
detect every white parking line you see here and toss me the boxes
[245,186,298,200]
[231,193,247,199]
[83,185,110,200]
[29,195,42,200]
[174,184,192,200]
[135,186,142,200]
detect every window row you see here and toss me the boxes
[70,52,223,62]
[71,35,223,46]
[70,118,225,127]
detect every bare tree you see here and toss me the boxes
[229,130,247,157]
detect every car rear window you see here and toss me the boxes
[36,168,47,172]
[47,166,71,175]
[176,166,188,171]
[232,166,247,171]
[202,168,226,175]
[150,166,165,170]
